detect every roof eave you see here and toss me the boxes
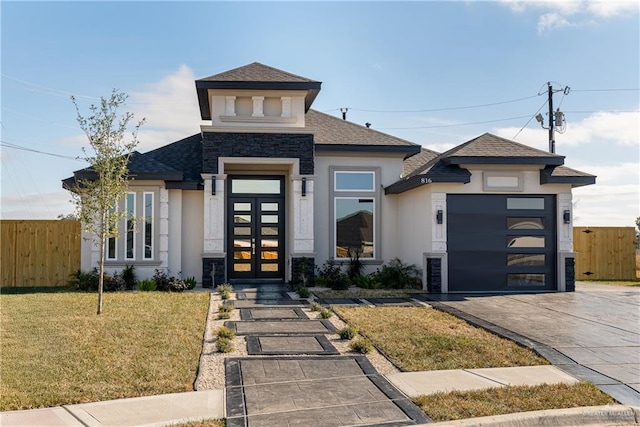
[315,144,420,157]
[444,156,565,166]
[385,173,471,194]
[539,170,597,188]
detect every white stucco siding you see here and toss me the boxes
[168,189,183,275]
[313,152,406,272]
[181,190,204,282]
[395,189,432,268]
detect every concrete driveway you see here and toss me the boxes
[424,282,640,406]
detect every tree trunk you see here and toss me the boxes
[97,212,106,315]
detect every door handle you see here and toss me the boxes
[251,238,256,255]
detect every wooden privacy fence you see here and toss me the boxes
[573,226,636,280]
[1,220,81,287]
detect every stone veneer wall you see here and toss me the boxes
[202,258,226,288]
[565,257,575,292]
[291,257,316,288]
[426,258,442,293]
[202,133,314,174]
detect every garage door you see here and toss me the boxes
[447,194,556,292]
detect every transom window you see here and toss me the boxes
[334,171,375,192]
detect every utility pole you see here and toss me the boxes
[536,82,568,153]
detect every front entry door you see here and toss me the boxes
[227,177,285,280]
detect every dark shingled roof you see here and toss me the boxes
[308,110,420,156]
[402,147,440,177]
[196,63,322,120]
[386,133,595,194]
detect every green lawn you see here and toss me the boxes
[335,306,548,370]
[1,291,210,411]
[335,306,615,421]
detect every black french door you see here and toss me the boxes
[227,177,285,280]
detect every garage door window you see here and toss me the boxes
[508,273,545,287]
[507,198,544,210]
[507,217,544,229]
[507,236,545,248]
[507,254,545,266]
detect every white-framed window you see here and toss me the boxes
[331,168,379,260]
[125,192,135,260]
[143,192,154,260]
[107,205,117,260]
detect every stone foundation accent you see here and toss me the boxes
[565,257,575,292]
[291,257,315,288]
[203,257,226,288]
[426,258,442,293]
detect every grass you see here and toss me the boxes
[315,288,417,299]
[335,306,547,371]
[0,291,210,411]
[414,382,614,422]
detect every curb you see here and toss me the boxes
[416,405,640,426]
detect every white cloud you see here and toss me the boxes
[573,184,639,226]
[493,110,640,148]
[0,190,74,219]
[499,0,639,33]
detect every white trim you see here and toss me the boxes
[143,192,154,260]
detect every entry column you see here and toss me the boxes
[202,173,227,287]
[291,175,315,282]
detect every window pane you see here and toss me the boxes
[234,239,251,248]
[507,198,544,210]
[508,274,545,287]
[261,215,278,224]
[335,172,374,191]
[507,254,545,266]
[107,237,116,259]
[261,251,278,260]
[335,198,374,258]
[126,193,135,259]
[261,226,278,236]
[261,203,278,211]
[261,264,279,272]
[507,217,544,230]
[507,236,545,248]
[234,215,251,224]
[234,264,251,272]
[234,251,251,260]
[144,193,153,259]
[234,203,251,211]
[234,227,251,236]
[231,179,281,194]
[261,239,278,248]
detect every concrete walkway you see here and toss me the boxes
[421,282,640,406]
[3,282,639,426]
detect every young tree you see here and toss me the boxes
[70,90,144,314]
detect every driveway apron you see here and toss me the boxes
[423,282,640,406]
[224,284,431,427]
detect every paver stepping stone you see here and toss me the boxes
[232,299,306,308]
[226,319,335,335]
[225,357,431,427]
[246,335,339,355]
[237,291,290,300]
[239,307,308,320]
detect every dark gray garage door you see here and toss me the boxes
[447,194,556,292]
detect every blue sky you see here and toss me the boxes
[1,1,638,226]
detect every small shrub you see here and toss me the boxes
[152,269,188,292]
[351,274,381,289]
[218,303,233,313]
[122,264,137,290]
[217,311,231,320]
[217,283,233,300]
[184,276,197,290]
[104,273,126,292]
[338,326,357,340]
[376,258,421,289]
[317,261,350,290]
[319,308,333,319]
[350,337,372,354]
[216,326,235,340]
[310,302,323,312]
[216,337,234,353]
[69,269,99,291]
[296,287,311,298]
[137,278,157,291]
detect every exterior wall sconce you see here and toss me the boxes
[211,177,216,195]
[436,209,443,224]
[563,210,571,224]
[301,177,307,197]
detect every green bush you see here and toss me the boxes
[137,278,157,291]
[216,326,235,340]
[152,269,188,292]
[217,283,233,300]
[69,269,99,291]
[122,264,137,290]
[351,274,381,289]
[317,261,349,290]
[218,303,233,313]
[216,337,234,353]
[376,258,421,289]
[319,308,333,319]
[338,326,357,340]
[184,276,197,290]
[349,337,372,354]
[296,287,311,298]
[310,302,323,312]
[103,273,126,292]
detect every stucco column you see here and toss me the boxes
[291,175,314,255]
[159,188,169,267]
[202,173,226,256]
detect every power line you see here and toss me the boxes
[571,88,639,92]
[1,141,84,161]
[512,99,549,140]
[377,115,532,130]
